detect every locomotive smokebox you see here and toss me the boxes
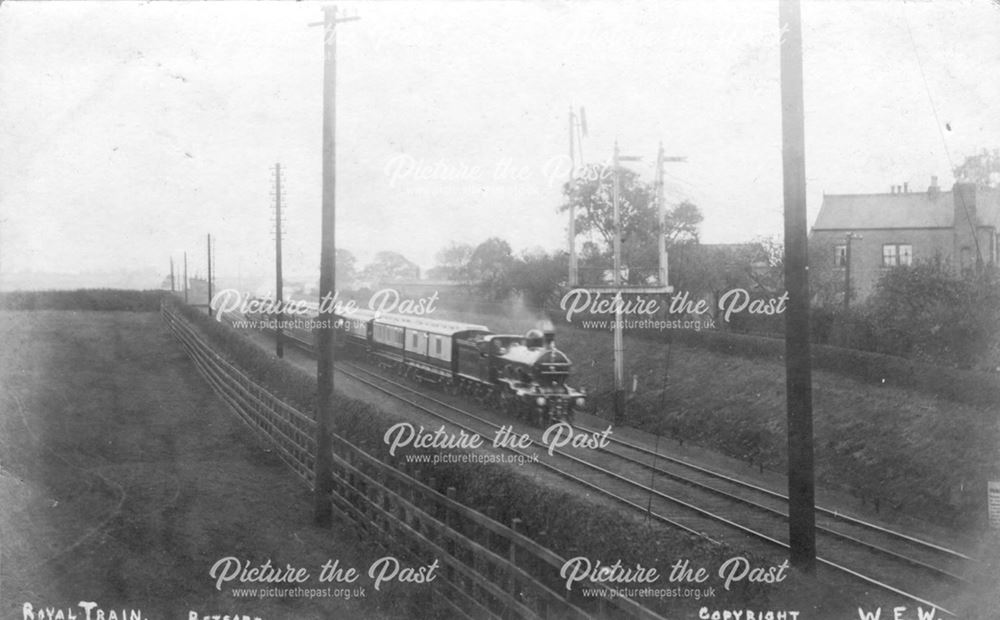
[540,319,556,349]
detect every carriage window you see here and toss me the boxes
[435,338,442,354]
[412,333,419,347]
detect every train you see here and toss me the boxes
[258,303,587,426]
[335,310,587,426]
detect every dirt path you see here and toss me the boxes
[0,311,445,620]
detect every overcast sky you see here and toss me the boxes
[1,0,998,287]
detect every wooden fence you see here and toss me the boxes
[162,304,665,620]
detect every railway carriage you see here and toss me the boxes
[356,313,490,384]
[336,308,376,350]
[326,307,587,425]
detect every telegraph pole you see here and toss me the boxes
[206,234,214,317]
[314,5,358,528]
[567,107,588,286]
[842,232,861,312]
[654,142,686,287]
[611,142,642,425]
[779,0,816,571]
[274,163,285,359]
[612,142,625,424]
[183,252,189,304]
[170,257,175,293]
[568,107,577,286]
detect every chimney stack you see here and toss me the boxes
[928,175,939,198]
[903,182,908,193]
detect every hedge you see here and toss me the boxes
[165,298,786,615]
[631,325,1000,408]
[0,289,169,312]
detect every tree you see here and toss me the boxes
[560,163,703,285]
[335,249,357,288]
[466,237,515,301]
[426,242,473,280]
[509,248,569,311]
[670,240,781,324]
[360,251,419,286]
[867,260,1000,368]
[664,201,704,245]
[953,149,1000,188]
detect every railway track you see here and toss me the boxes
[251,323,972,616]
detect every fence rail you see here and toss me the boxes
[162,304,664,620]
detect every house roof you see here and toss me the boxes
[814,191,953,229]
[813,188,1000,231]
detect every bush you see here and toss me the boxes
[865,262,1000,369]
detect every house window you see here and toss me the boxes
[834,245,847,267]
[882,245,896,266]
[898,244,912,266]
[882,244,912,267]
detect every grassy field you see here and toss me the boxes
[434,308,1000,534]
[0,310,447,620]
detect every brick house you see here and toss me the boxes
[810,178,1000,302]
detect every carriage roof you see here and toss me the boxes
[373,314,490,337]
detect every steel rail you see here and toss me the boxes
[576,421,976,565]
[333,358,958,618]
[247,318,959,617]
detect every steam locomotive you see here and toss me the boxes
[332,310,587,426]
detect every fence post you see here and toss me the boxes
[445,486,457,589]
[508,518,522,617]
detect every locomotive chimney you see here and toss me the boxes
[540,319,556,349]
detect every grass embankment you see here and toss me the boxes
[173,300,871,617]
[0,309,445,619]
[0,288,167,311]
[434,308,999,532]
